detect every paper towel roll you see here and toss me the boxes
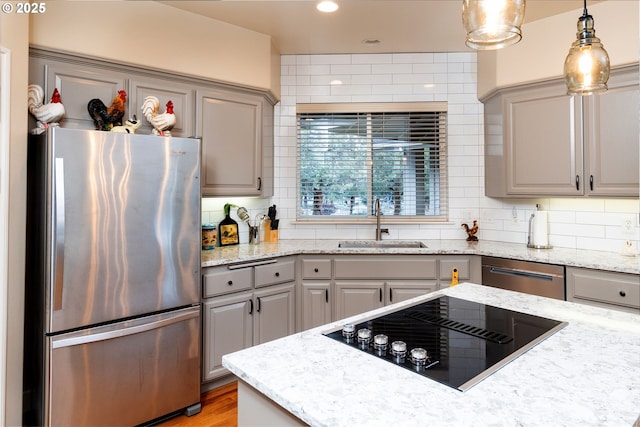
[532,211,549,247]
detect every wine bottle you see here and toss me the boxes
[219,203,239,246]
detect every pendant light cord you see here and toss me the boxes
[582,0,588,18]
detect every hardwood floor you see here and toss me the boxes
[157,381,238,427]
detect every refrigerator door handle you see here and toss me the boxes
[53,158,66,310]
[51,306,200,349]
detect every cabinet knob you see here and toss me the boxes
[228,280,233,286]
[619,290,626,297]
[314,268,319,273]
[275,272,280,277]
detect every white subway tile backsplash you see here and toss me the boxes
[310,54,352,65]
[393,53,435,64]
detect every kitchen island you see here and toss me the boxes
[222,283,640,426]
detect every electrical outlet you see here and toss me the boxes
[621,215,635,235]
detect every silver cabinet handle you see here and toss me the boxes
[489,266,555,281]
[53,158,65,311]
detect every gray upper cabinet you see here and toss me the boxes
[36,62,128,130]
[129,77,195,137]
[197,89,273,197]
[583,69,640,196]
[484,64,639,198]
[30,48,275,198]
[505,81,583,196]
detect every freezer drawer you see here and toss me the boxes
[47,306,201,427]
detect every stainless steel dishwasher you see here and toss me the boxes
[481,256,565,300]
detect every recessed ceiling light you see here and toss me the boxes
[330,80,343,85]
[317,1,338,13]
[361,39,382,46]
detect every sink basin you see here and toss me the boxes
[338,240,427,249]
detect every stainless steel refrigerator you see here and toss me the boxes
[23,127,202,426]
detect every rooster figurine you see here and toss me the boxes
[87,90,127,131]
[111,115,142,134]
[141,96,176,136]
[27,84,65,135]
[461,220,479,241]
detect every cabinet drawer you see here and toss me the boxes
[334,256,437,279]
[571,269,640,309]
[301,259,332,279]
[439,258,471,280]
[255,259,296,288]
[203,267,253,298]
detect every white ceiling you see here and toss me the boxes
[161,0,598,54]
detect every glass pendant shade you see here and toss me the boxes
[463,0,526,50]
[564,13,610,95]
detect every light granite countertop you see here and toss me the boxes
[222,283,640,427]
[202,239,640,275]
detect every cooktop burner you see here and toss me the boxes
[323,295,567,391]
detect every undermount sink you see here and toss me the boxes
[338,240,428,249]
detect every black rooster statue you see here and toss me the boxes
[87,90,127,131]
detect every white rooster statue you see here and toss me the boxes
[27,84,65,135]
[141,96,176,136]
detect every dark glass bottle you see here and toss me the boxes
[219,204,239,246]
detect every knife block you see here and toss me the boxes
[262,220,279,242]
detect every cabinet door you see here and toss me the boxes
[253,283,296,345]
[130,77,195,137]
[43,63,128,130]
[439,255,482,286]
[386,281,436,305]
[300,281,331,331]
[334,281,384,320]
[584,67,640,197]
[202,292,252,382]
[197,89,263,196]
[504,82,584,196]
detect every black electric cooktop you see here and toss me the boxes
[324,295,567,391]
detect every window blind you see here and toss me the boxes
[297,102,448,220]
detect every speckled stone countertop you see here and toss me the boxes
[223,283,640,427]
[202,239,640,275]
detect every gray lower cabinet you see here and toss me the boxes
[566,267,640,314]
[202,291,253,382]
[300,281,331,331]
[299,257,333,331]
[202,259,296,382]
[253,283,296,344]
[386,281,439,304]
[329,255,480,321]
[484,64,639,198]
[335,281,385,320]
[334,281,438,320]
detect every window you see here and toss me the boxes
[297,102,448,221]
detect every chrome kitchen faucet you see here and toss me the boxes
[375,198,389,241]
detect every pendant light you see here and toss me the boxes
[564,0,610,95]
[462,0,526,50]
